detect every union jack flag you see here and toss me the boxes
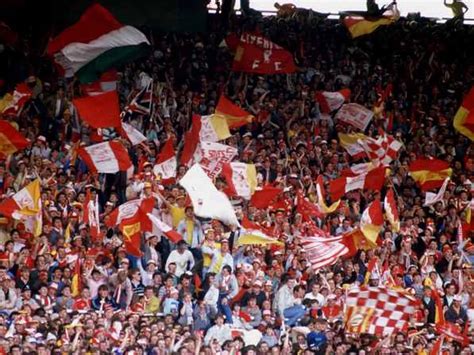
[122,81,153,118]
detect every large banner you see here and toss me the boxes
[335,103,374,131]
[196,142,237,179]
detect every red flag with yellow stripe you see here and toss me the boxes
[0,120,29,156]
[409,159,452,191]
[453,86,474,141]
[215,96,254,129]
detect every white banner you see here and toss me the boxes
[335,103,374,131]
[198,142,237,179]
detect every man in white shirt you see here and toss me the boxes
[204,313,232,345]
[165,240,195,277]
[274,274,296,316]
[304,283,325,307]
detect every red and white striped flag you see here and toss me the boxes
[147,213,183,243]
[329,167,386,200]
[78,141,132,174]
[315,89,351,113]
[153,137,177,184]
[360,199,384,245]
[299,235,348,270]
[345,286,419,335]
[384,188,400,232]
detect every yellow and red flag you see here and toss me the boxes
[453,86,474,141]
[341,228,378,257]
[0,120,29,156]
[360,199,384,246]
[71,258,82,297]
[215,96,254,129]
[409,159,452,191]
[343,7,400,38]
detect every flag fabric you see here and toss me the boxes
[343,6,400,38]
[338,132,370,159]
[300,235,349,270]
[180,117,201,167]
[80,70,117,96]
[83,190,100,239]
[435,323,469,345]
[241,215,274,236]
[0,83,32,116]
[78,141,132,174]
[363,256,379,285]
[221,162,257,200]
[237,230,283,247]
[71,258,81,297]
[121,216,143,257]
[0,120,29,156]
[197,114,231,142]
[360,199,384,245]
[329,167,386,200]
[341,162,376,177]
[0,179,41,218]
[384,188,400,232]
[424,178,450,207]
[342,228,378,257]
[215,96,254,129]
[73,90,121,128]
[296,190,323,221]
[409,159,452,191]
[147,213,183,243]
[453,86,474,141]
[153,137,177,184]
[315,176,340,214]
[315,89,351,114]
[232,33,296,74]
[179,164,240,226]
[47,4,150,83]
[197,141,238,180]
[105,198,154,228]
[344,286,419,335]
[359,131,402,166]
[119,122,147,146]
[122,81,153,117]
[250,186,283,209]
[432,288,445,325]
[335,103,374,131]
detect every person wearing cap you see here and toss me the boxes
[165,240,195,277]
[240,279,266,308]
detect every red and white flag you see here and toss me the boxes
[360,199,384,245]
[147,213,183,243]
[180,116,201,167]
[221,162,257,200]
[299,235,348,270]
[105,198,154,228]
[384,188,400,232]
[120,122,147,146]
[198,114,231,142]
[315,89,351,113]
[335,103,374,131]
[153,137,177,184]
[197,141,238,180]
[83,190,100,238]
[80,70,117,96]
[360,131,402,166]
[344,286,419,335]
[232,33,296,74]
[424,177,450,207]
[78,141,132,174]
[338,132,370,160]
[296,190,323,221]
[341,162,377,177]
[329,167,386,200]
[0,83,32,116]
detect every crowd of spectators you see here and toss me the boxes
[0,5,474,354]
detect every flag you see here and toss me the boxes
[197,114,231,142]
[315,176,340,214]
[121,216,143,257]
[0,83,32,116]
[197,141,238,180]
[106,198,154,228]
[180,116,201,167]
[80,70,117,96]
[315,89,351,114]
[338,132,370,159]
[341,162,376,177]
[344,286,419,335]
[78,141,132,174]
[0,179,41,217]
[430,336,444,355]
[359,131,402,166]
[435,323,469,346]
[296,190,323,221]
[250,186,282,209]
[335,103,374,131]
[153,137,177,184]
[329,167,386,200]
[73,90,121,128]
[241,215,274,236]
[343,6,400,38]
[71,258,81,297]
[0,120,29,156]
[47,4,150,83]
[424,178,450,207]
[453,86,474,141]
[215,96,254,129]
[342,228,378,257]
[300,235,349,270]
[360,199,384,245]
[432,288,445,325]
[384,188,400,232]
[122,81,153,117]
[232,33,296,74]
[221,162,257,200]
[179,164,240,226]
[409,159,452,191]
[363,256,379,285]
[83,189,100,239]
[237,230,283,247]
[147,213,183,243]
[119,122,147,146]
